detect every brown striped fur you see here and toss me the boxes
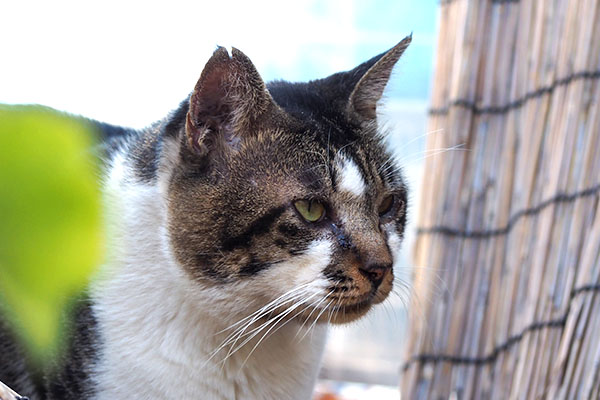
[168,37,411,324]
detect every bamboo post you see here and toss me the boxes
[401,0,600,398]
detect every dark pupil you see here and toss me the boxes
[379,195,393,215]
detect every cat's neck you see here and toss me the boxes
[90,143,326,399]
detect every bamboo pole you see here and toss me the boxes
[401,0,600,397]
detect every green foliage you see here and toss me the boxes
[0,105,103,365]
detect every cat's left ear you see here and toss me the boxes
[347,35,412,121]
[185,47,278,157]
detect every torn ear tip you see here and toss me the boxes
[230,47,241,58]
[212,45,231,58]
[231,47,250,61]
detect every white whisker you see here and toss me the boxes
[399,143,468,164]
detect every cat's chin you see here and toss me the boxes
[328,300,374,324]
[321,280,394,324]
[301,290,390,325]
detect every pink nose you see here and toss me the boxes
[359,262,391,287]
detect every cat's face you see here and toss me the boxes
[167,38,410,325]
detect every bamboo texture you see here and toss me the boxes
[401,0,600,398]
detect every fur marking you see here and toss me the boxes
[337,156,366,196]
[222,206,286,251]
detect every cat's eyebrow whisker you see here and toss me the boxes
[292,163,330,186]
[337,139,360,155]
[419,145,469,161]
[302,148,329,176]
[395,128,445,153]
[326,128,332,180]
[378,158,398,177]
[297,162,329,175]
[396,143,465,164]
[398,143,468,164]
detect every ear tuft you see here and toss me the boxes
[348,35,412,121]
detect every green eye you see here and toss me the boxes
[294,199,326,222]
[378,194,394,216]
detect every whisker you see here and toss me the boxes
[294,292,334,340]
[395,128,445,153]
[307,294,339,341]
[230,291,322,367]
[204,284,315,367]
[238,292,328,369]
[337,139,359,154]
[296,291,335,341]
[216,282,313,335]
[399,143,468,164]
[226,291,314,352]
[216,290,311,359]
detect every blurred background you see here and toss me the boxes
[1,1,439,398]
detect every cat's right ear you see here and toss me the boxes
[185,47,277,157]
[347,35,411,121]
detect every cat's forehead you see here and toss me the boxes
[257,124,396,201]
[335,153,367,196]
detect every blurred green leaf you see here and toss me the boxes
[0,105,103,365]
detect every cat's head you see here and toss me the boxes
[166,37,410,324]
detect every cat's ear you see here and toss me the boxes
[185,47,276,156]
[347,35,412,121]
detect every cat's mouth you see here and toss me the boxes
[323,269,394,324]
[301,280,393,325]
[329,297,374,324]
[291,296,374,325]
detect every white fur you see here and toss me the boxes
[91,142,328,400]
[336,155,366,196]
[273,239,332,291]
[386,230,403,267]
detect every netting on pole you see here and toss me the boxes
[401,1,600,398]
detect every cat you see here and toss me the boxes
[0,35,411,400]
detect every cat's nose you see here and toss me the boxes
[359,262,392,287]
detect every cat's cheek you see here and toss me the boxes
[255,238,334,295]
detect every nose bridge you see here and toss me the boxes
[340,210,392,267]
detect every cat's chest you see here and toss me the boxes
[91,289,327,400]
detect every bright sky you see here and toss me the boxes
[1,0,437,128]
